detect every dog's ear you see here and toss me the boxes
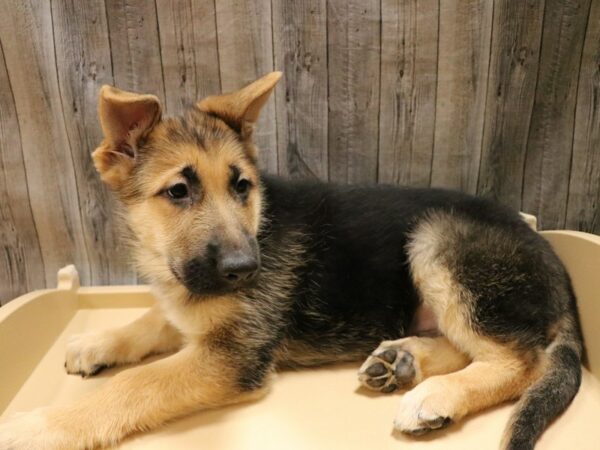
[198,71,281,139]
[92,86,162,188]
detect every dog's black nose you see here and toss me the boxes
[218,251,259,283]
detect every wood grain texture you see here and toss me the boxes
[430,0,494,194]
[0,39,45,305]
[377,0,438,187]
[272,0,328,180]
[51,0,135,285]
[0,1,599,303]
[327,0,381,184]
[522,0,591,229]
[566,0,600,234]
[477,0,545,209]
[155,0,221,115]
[0,1,91,287]
[104,0,166,101]
[214,0,277,173]
[104,0,167,284]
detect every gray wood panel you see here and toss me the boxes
[327,0,381,184]
[104,0,167,284]
[105,0,166,101]
[156,0,221,115]
[566,0,600,234]
[0,0,598,303]
[378,0,438,187]
[272,0,328,180]
[0,1,92,289]
[477,0,545,209]
[522,0,592,229]
[214,0,277,173]
[430,0,494,194]
[0,38,45,305]
[51,0,135,285]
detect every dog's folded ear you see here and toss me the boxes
[198,71,282,139]
[92,86,162,188]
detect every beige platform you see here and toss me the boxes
[1,231,600,449]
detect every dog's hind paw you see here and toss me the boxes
[393,379,455,435]
[358,343,417,393]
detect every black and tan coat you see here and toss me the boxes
[0,72,582,450]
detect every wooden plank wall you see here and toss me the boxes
[0,0,598,304]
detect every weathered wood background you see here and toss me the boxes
[0,0,598,304]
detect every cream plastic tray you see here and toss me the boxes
[1,231,600,449]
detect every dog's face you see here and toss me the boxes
[123,116,263,296]
[92,73,281,296]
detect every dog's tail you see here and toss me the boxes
[502,317,583,450]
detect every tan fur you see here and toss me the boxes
[52,344,269,449]
[81,73,280,446]
[65,305,183,375]
[0,73,283,450]
[93,86,161,188]
[198,71,282,143]
[125,139,261,272]
[372,336,471,385]
[394,214,547,432]
[0,70,574,450]
[499,313,579,450]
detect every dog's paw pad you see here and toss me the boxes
[358,346,416,393]
[365,362,387,377]
[380,348,397,363]
[394,352,416,384]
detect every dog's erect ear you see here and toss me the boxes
[198,71,281,139]
[92,86,162,188]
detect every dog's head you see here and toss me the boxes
[92,72,281,297]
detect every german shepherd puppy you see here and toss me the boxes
[0,72,582,450]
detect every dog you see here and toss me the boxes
[0,72,582,450]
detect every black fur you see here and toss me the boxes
[206,174,581,449]
[223,175,577,365]
[506,343,582,449]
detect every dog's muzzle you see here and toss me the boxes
[177,237,261,296]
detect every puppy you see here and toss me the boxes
[0,72,582,450]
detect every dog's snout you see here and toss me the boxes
[179,236,260,295]
[218,251,259,283]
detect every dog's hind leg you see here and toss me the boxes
[65,304,182,376]
[391,213,558,438]
[392,344,541,435]
[358,336,470,393]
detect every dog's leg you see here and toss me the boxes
[0,343,270,450]
[393,343,540,435]
[358,336,470,392]
[392,215,546,435]
[65,304,182,376]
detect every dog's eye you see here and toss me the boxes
[166,183,189,200]
[235,179,252,196]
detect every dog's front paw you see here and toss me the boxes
[65,331,115,377]
[393,380,455,435]
[0,409,72,450]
